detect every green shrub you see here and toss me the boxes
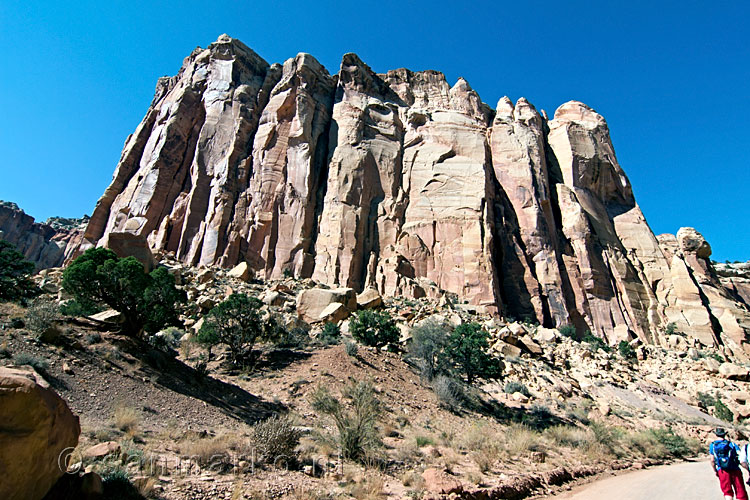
[408,319,449,380]
[618,340,636,359]
[316,321,341,346]
[59,298,102,317]
[504,381,530,397]
[558,324,577,338]
[252,414,301,465]
[25,299,60,334]
[696,391,717,409]
[344,341,358,357]
[714,398,734,422]
[415,435,434,447]
[101,466,143,500]
[62,248,185,336]
[442,323,502,384]
[311,379,381,462]
[647,427,692,458]
[148,327,183,352]
[0,240,37,301]
[318,322,341,345]
[664,322,677,335]
[350,310,400,348]
[197,293,265,366]
[13,352,49,374]
[582,331,611,352]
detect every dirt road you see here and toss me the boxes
[551,461,735,499]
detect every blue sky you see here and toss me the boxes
[0,1,747,260]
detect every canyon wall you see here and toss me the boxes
[0,201,86,269]
[74,35,750,355]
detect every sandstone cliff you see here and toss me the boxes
[77,35,750,355]
[0,201,86,269]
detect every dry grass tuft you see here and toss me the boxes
[113,405,140,434]
[348,473,386,500]
[178,432,251,465]
[504,424,543,457]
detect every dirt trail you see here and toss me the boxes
[551,461,730,500]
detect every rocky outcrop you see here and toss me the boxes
[76,34,749,352]
[657,228,750,357]
[0,201,87,270]
[0,366,80,500]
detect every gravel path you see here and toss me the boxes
[551,461,731,500]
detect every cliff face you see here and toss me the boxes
[0,202,87,269]
[78,35,750,355]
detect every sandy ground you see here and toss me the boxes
[551,461,737,500]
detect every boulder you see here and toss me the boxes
[356,288,382,309]
[534,327,558,343]
[227,262,251,281]
[318,303,349,323]
[98,231,155,271]
[0,366,80,500]
[296,288,356,324]
[719,363,750,381]
[518,335,543,355]
[83,441,120,459]
[88,309,122,323]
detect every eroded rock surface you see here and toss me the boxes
[73,35,749,352]
[0,201,86,269]
[0,366,80,500]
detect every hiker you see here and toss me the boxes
[711,427,749,500]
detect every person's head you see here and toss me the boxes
[715,427,727,439]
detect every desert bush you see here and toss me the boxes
[0,240,37,301]
[545,425,594,449]
[318,322,341,345]
[618,340,636,359]
[442,323,502,384]
[59,298,102,317]
[582,331,611,352]
[432,375,465,410]
[113,405,141,434]
[664,322,677,335]
[311,379,381,462]
[558,324,577,338]
[408,319,449,380]
[62,248,185,336]
[714,398,734,422]
[13,352,49,373]
[504,424,542,456]
[504,381,530,397]
[25,299,60,334]
[647,427,694,458]
[589,421,622,452]
[148,326,182,352]
[85,332,103,345]
[178,432,251,466]
[252,414,301,466]
[101,467,143,500]
[345,340,359,357]
[520,404,558,431]
[198,293,266,366]
[414,435,434,447]
[350,310,399,348]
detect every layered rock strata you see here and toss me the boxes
[78,35,750,354]
[0,201,86,269]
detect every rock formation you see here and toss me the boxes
[0,201,87,269]
[0,366,80,500]
[74,35,749,354]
